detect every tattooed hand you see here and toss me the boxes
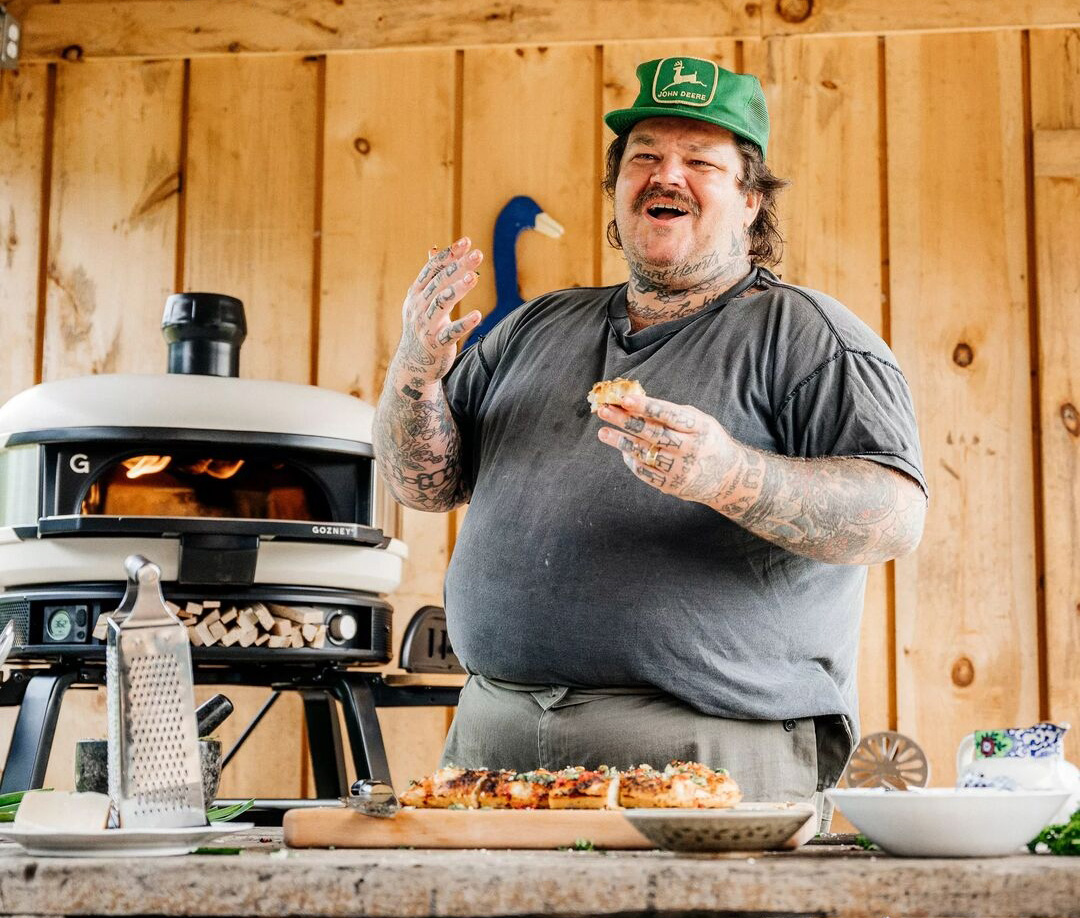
[372,237,485,513]
[596,394,740,503]
[395,236,484,385]
[596,393,926,564]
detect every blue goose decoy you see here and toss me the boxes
[465,195,564,346]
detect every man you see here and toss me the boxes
[373,57,927,820]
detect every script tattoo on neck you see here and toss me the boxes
[626,232,751,328]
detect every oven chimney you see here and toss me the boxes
[162,293,247,378]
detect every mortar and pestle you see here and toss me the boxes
[75,693,234,802]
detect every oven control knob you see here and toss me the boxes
[327,612,358,644]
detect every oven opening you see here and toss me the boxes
[79,452,332,522]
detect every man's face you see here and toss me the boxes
[613,117,761,287]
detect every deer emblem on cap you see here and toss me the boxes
[661,60,707,91]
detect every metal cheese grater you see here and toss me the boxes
[105,560,141,821]
[106,555,205,828]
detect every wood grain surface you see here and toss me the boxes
[460,44,598,319]
[282,804,817,850]
[285,805,649,850]
[19,1,756,62]
[42,59,182,380]
[887,31,1038,782]
[1030,28,1080,761]
[757,0,1080,37]
[183,55,317,385]
[17,1,1080,62]
[0,66,47,403]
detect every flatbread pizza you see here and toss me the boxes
[401,761,740,810]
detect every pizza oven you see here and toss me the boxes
[0,293,462,809]
[0,293,405,665]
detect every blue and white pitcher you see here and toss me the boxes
[957,722,1078,823]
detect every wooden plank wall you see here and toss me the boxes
[1,3,1078,800]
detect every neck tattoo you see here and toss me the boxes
[625,234,753,331]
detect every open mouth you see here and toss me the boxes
[644,202,692,224]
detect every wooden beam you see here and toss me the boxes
[888,31,1039,783]
[759,0,1080,38]
[19,0,1080,62]
[1029,28,1080,763]
[20,0,757,63]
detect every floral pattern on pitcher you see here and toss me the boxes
[974,722,1069,759]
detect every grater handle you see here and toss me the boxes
[124,554,159,585]
[121,555,174,626]
[110,554,147,619]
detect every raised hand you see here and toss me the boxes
[397,236,484,385]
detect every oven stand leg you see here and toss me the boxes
[329,675,391,786]
[221,690,280,770]
[301,690,348,798]
[0,670,79,794]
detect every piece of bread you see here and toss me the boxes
[587,377,645,413]
[477,769,556,809]
[619,762,741,809]
[548,766,621,809]
[398,766,490,808]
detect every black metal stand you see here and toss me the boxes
[0,662,461,822]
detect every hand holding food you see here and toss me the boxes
[400,761,741,810]
[591,379,741,505]
[395,237,485,386]
[586,377,646,413]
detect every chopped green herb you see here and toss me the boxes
[1028,807,1080,856]
[513,771,557,785]
[207,799,254,823]
[853,834,879,851]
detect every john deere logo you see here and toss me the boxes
[651,58,718,107]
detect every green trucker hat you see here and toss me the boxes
[604,57,770,157]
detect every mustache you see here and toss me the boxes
[632,188,700,217]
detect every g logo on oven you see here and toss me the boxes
[69,454,90,474]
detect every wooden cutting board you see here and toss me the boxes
[283,805,817,850]
[284,808,653,849]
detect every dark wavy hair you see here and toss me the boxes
[601,131,789,267]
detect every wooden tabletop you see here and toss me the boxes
[0,829,1076,917]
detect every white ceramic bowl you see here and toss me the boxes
[826,787,1071,857]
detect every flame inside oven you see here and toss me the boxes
[82,452,328,521]
[122,456,246,480]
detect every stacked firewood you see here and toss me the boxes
[93,600,327,649]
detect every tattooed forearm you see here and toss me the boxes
[373,360,471,513]
[707,447,926,564]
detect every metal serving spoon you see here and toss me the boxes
[344,778,401,818]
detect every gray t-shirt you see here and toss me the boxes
[443,266,926,738]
